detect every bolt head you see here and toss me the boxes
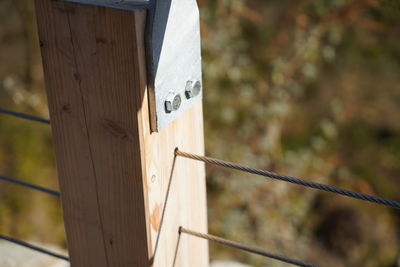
[165,92,181,113]
[172,94,181,110]
[185,80,202,99]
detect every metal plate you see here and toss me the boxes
[63,0,202,131]
[146,0,202,131]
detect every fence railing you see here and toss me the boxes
[1,107,399,267]
[2,1,398,266]
[0,108,66,261]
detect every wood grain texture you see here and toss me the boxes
[132,12,208,267]
[35,0,208,266]
[35,1,149,266]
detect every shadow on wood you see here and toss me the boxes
[34,0,208,266]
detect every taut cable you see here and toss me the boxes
[0,108,50,124]
[0,234,69,261]
[0,175,60,197]
[176,150,400,209]
[180,227,318,267]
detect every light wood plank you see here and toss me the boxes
[35,0,208,266]
[132,11,208,267]
[35,1,150,266]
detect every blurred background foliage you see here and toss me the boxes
[0,0,399,266]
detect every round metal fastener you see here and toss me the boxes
[172,94,181,110]
[185,80,202,99]
[165,92,182,113]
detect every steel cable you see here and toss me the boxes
[0,108,50,124]
[0,175,60,197]
[180,227,318,267]
[0,234,69,261]
[176,150,400,209]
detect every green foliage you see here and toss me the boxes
[381,0,400,21]
[201,0,400,266]
[0,0,63,246]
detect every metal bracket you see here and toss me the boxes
[64,0,203,131]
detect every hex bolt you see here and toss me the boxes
[185,80,202,99]
[165,92,182,113]
[172,94,181,110]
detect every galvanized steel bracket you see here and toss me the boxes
[64,0,203,131]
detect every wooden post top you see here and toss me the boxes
[64,0,203,132]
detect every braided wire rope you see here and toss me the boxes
[176,150,400,209]
[0,175,60,197]
[0,108,50,124]
[180,227,318,267]
[0,234,69,261]
[1,104,398,265]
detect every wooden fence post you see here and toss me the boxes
[34,0,208,266]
